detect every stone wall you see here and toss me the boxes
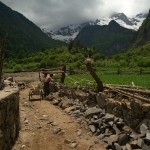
[61,87,150,130]
[0,88,20,150]
[96,92,150,129]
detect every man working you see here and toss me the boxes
[43,73,51,97]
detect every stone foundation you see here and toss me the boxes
[61,87,150,130]
[0,87,20,150]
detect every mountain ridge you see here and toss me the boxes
[74,20,136,55]
[0,1,64,55]
[43,12,147,43]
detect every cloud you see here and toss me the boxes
[1,0,149,30]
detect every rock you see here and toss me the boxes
[75,105,81,110]
[129,132,137,140]
[145,111,150,119]
[92,118,103,125]
[106,99,116,114]
[0,130,3,138]
[114,143,122,150]
[51,127,61,134]
[61,98,73,109]
[137,133,146,138]
[122,125,131,133]
[130,100,143,114]
[99,126,105,134]
[103,137,109,143]
[84,107,102,118]
[74,90,89,101]
[122,108,140,128]
[142,104,150,113]
[114,117,119,123]
[76,118,82,123]
[72,110,81,117]
[51,122,57,126]
[140,124,148,135]
[70,143,77,148]
[57,144,62,149]
[130,140,141,149]
[65,106,75,113]
[80,107,86,112]
[42,114,49,118]
[118,134,130,146]
[107,134,119,145]
[64,139,72,144]
[105,128,109,134]
[116,121,125,128]
[7,76,13,82]
[145,131,150,142]
[142,143,150,150]
[77,129,82,136]
[89,125,96,133]
[24,118,29,124]
[97,134,105,139]
[93,115,98,120]
[21,145,26,148]
[52,98,61,105]
[96,92,106,109]
[108,121,113,126]
[137,138,143,147]
[125,144,132,150]
[103,114,114,122]
[112,124,121,134]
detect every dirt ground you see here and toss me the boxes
[8,72,106,150]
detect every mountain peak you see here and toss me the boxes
[111,12,126,18]
[109,20,120,26]
[0,1,64,54]
[43,12,147,43]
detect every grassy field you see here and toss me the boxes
[64,73,150,89]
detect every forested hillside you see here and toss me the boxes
[74,20,136,55]
[134,9,150,46]
[0,1,64,56]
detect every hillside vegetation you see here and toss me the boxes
[3,42,150,73]
[0,1,64,56]
[74,20,136,55]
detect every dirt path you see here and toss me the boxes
[13,83,105,150]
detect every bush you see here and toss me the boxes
[13,64,22,72]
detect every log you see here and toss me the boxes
[115,87,150,96]
[106,86,150,103]
[105,84,144,90]
[85,58,103,92]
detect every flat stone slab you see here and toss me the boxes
[84,107,102,117]
[0,87,19,101]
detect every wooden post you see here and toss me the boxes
[61,65,66,84]
[85,58,103,92]
[0,34,7,89]
[139,67,142,75]
[117,66,121,74]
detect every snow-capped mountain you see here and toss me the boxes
[42,12,147,43]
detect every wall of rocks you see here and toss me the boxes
[96,92,150,129]
[61,87,150,129]
[0,88,20,150]
[48,88,150,149]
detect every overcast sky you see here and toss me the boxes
[1,0,149,30]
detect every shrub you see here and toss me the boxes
[13,64,22,72]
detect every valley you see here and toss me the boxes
[0,1,150,150]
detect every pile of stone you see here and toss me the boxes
[84,107,150,149]
[47,92,150,149]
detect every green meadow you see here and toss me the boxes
[64,73,150,89]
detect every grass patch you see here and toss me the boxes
[65,73,150,89]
